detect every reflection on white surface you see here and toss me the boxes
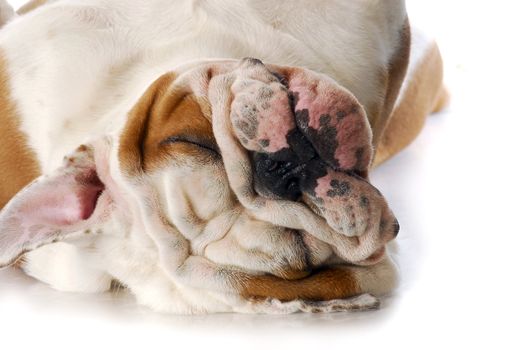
[0,265,395,330]
[2,0,530,348]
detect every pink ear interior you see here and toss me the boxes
[19,168,104,227]
[0,149,107,267]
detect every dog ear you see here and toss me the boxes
[0,145,109,268]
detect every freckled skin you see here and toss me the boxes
[230,62,394,238]
[232,66,372,174]
[310,171,391,237]
[288,72,372,173]
[231,76,295,153]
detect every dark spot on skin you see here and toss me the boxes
[336,111,347,121]
[288,91,299,111]
[261,102,271,110]
[259,139,270,148]
[319,114,331,126]
[360,196,369,208]
[237,102,260,138]
[258,86,274,100]
[235,118,257,139]
[295,108,309,128]
[327,179,351,197]
[295,108,339,169]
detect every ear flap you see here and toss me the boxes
[0,145,108,268]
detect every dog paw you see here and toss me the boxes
[298,293,380,313]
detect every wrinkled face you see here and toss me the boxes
[0,58,398,273]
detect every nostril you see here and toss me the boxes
[285,178,301,200]
[266,160,280,172]
[392,219,400,238]
[253,152,304,201]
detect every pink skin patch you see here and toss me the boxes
[314,174,334,199]
[18,168,103,227]
[226,60,396,250]
[231,78,295,153]
[288,72,372,172]
[0,144,112,267]
[257,93,295,152]
[312,170,373,237]
[231,64,372,173]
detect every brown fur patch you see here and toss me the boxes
[370,18,411,149]
[0,53,40,209]
[118,72,217,176]
[238,266,360,301]
[373,42,446,166]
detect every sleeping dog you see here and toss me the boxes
[0,0,445,313]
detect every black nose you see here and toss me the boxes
[252,129,327,201]
[252,147,329,201]
[253,152,303,201]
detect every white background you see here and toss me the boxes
[1,0,529,349]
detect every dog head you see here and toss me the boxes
[0,58,398,276]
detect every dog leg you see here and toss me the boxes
[168,255,397,313]
[373,29,447,167]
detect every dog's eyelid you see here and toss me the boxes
[160,134,220,155]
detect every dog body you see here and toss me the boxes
[0,0,444,313]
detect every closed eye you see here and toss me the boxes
[159,134,220,156]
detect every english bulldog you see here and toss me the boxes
[0,0,446,314]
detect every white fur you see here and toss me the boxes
[0,0,15,27]
[1,0,406,314]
